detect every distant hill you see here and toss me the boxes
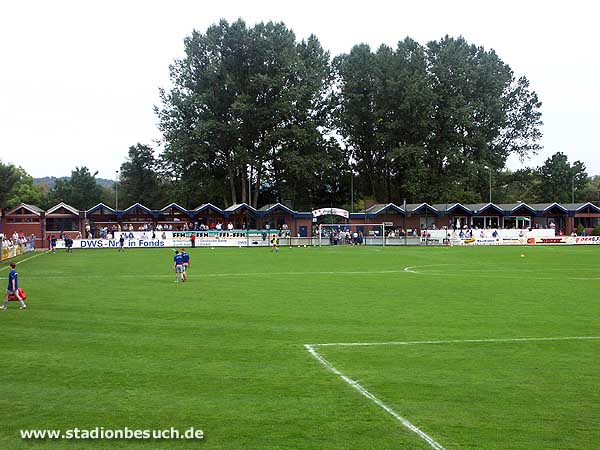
[34,177,115,189]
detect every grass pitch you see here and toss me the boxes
[0,245,599,449]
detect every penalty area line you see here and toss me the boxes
[305,335,600,449]
[311,335,600,348]
[304,344,446,450]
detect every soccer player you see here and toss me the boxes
[65,236,73,253]
[1,263,26,310]
[271,235,279,252]
[173,250,184,283]
[119,234,125,252]
[180,249,190,282]
[50,235,57,253]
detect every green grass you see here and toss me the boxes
[0,245,599,449]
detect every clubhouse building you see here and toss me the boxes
[2,200,600,248]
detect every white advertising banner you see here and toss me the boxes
[56,239,169,249]
[172,230,277,247]
[56,230,280,249]
[423,229,561,246]
[312,208,349,219]
[573,236,600,245]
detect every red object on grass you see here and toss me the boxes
[8,288,27,301]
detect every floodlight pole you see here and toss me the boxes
[425,206,428,246]
[403,199,406,246]
[484,165,492,203]
[572,177,575,204]
[350,171,354,214]
[115,170,119,210]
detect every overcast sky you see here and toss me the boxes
[1,0,598,179]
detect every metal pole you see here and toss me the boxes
[115,170,119,210]
[489,169,492,203]
[445,202,448,245]
[247,167,251,247]
[425,207,428,246]
[572,177,575,203]
[403,199,406,246]
[350,171,354,214]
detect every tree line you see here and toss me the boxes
[2,19,599,212]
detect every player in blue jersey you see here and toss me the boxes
[180,249,190,282]
[1,263,27,310]
[173,250,184,283]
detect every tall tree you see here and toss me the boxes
[334,35,543,204]
[157,19,336,208]
[0,161,20,208]
[5,167,42,208]
[333,44,380,200]
[537,152,587,203]
[578,175,600,203]
[118,144,164,208]
[48,167,103,210]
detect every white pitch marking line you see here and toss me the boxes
[0,251,48,271]
[311,336,600,348]
[403,264,452,274]
[22,269,413,280]
[305,344,446,450]
[306,336,600,448]
[403,264,600,281]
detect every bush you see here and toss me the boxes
[592,225,600,236]
[576,223,585,235]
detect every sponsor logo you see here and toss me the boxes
[539,238,565,244]
[575,236,600,244]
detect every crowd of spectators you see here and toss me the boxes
[84,220,294,238]
[318,228,364,246]
[0,232,36,249]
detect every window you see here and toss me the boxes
[504,216,531,229]
[46,218,78,231]
[473,216,499,228]
[575,217,600,228]
[6,217,38,223]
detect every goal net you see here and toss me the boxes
[317,223,390,247]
